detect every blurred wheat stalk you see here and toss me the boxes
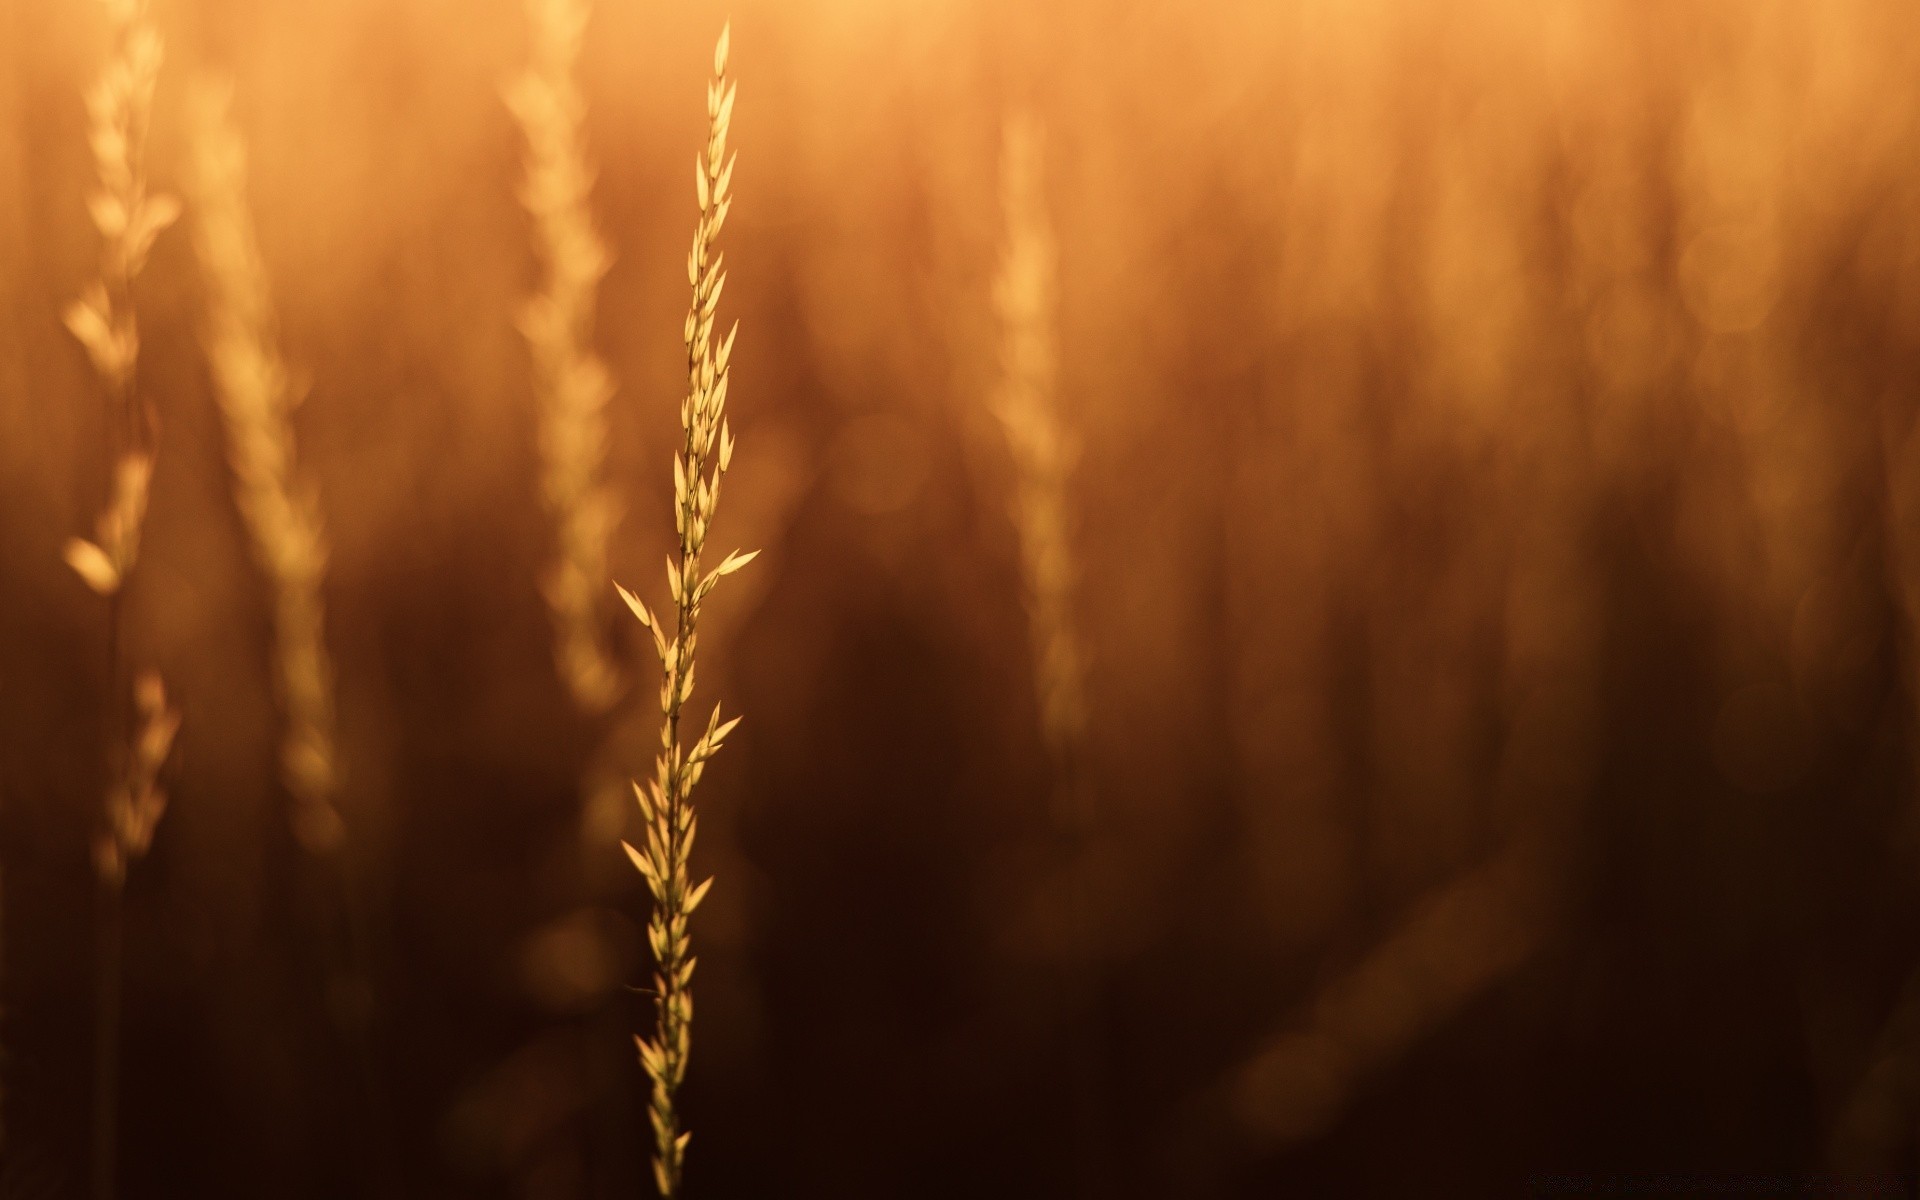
[508,0,623,714]
[614,23,751,1197]
[1227,846,1549,1146]
[185,84,344,855]
[63,0,177,606]
[993,114,1088,824]
[993,111,1122,1194]
[66,0,182,885]
[508,0,627,932]
[60,3,183,1197]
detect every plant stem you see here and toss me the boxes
[91,875,123,1200]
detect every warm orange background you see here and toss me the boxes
[5,1,1920,1196]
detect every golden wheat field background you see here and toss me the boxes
[5,0,1920,1196]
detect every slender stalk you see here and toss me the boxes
[186,83,343,855]
[183,83,400,1188]
[992,113,1109,1195]
[62,5,181,1196]
[992,114,1089,828]
[509,0,624,714]
[87,672,176,1200]
[89,877,122,1200]
[614,23,751,1197]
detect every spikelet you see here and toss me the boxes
[93,671,179,888]
[63,0,178,598]
[614,22,750,1197]
[508,0,623,713]
[186,84,344,855]
[992,114,1088,821]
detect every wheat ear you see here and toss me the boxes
[993,114,1087,822]
[613,22,749,1197]
[63,0,177,602]
[509,0,624,713]
[185,84,344,853]
[61,5,182,1196]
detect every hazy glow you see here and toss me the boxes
[2,0,1919,1193]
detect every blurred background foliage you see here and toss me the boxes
[4,0,1920,1195]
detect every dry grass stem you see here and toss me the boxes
[614,22,750,1196]
[185,84,344,854]
[508,0,623,713]
[993,114,1087,823]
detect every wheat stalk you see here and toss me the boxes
[184,83,344,855]
[993,113,1087,823]
[183,88,409,1188]
[993,113,1123,1196]
[613,23,750,1197]
[508,0,624,714]
[60,4,181,1196]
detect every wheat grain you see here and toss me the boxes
[993,113,1087,822]
[185,83,344,854]
[508,0,623,713]
[614,23,750,1197]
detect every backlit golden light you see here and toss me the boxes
[3,0,1920,1195]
